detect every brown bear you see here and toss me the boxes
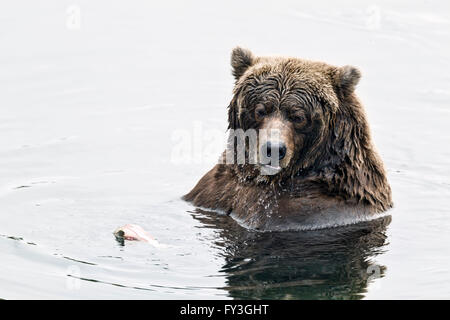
[184,47,393,231]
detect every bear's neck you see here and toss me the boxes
[312,99,393,212]
[314,146,393,212]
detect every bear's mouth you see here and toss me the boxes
[260,163,282,175]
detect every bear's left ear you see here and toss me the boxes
[231,47,255,81]
[334,65,361,96]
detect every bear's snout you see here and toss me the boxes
[261,141,287,161]
[257,117,295,174]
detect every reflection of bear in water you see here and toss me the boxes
[184,48,393,231]
[192,209,391,299]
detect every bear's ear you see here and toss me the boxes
[231,47,255,81]
[334,65,361,96]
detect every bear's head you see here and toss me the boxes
[226,47,392,210]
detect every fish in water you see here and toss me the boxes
[113,224,162,247]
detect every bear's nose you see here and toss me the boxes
[263,141,287,160]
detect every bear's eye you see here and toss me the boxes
[291,112,305,123]
[254,104,266,120]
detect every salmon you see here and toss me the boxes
[113,224,162,247]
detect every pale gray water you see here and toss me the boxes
[1,0,450,299]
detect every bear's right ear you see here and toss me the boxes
[333,65,361,97]
[231,47,255,81]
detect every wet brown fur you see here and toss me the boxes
[184,47,393,231]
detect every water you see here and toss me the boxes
[1,0,450,299]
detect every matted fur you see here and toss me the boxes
[184,47,393,231]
